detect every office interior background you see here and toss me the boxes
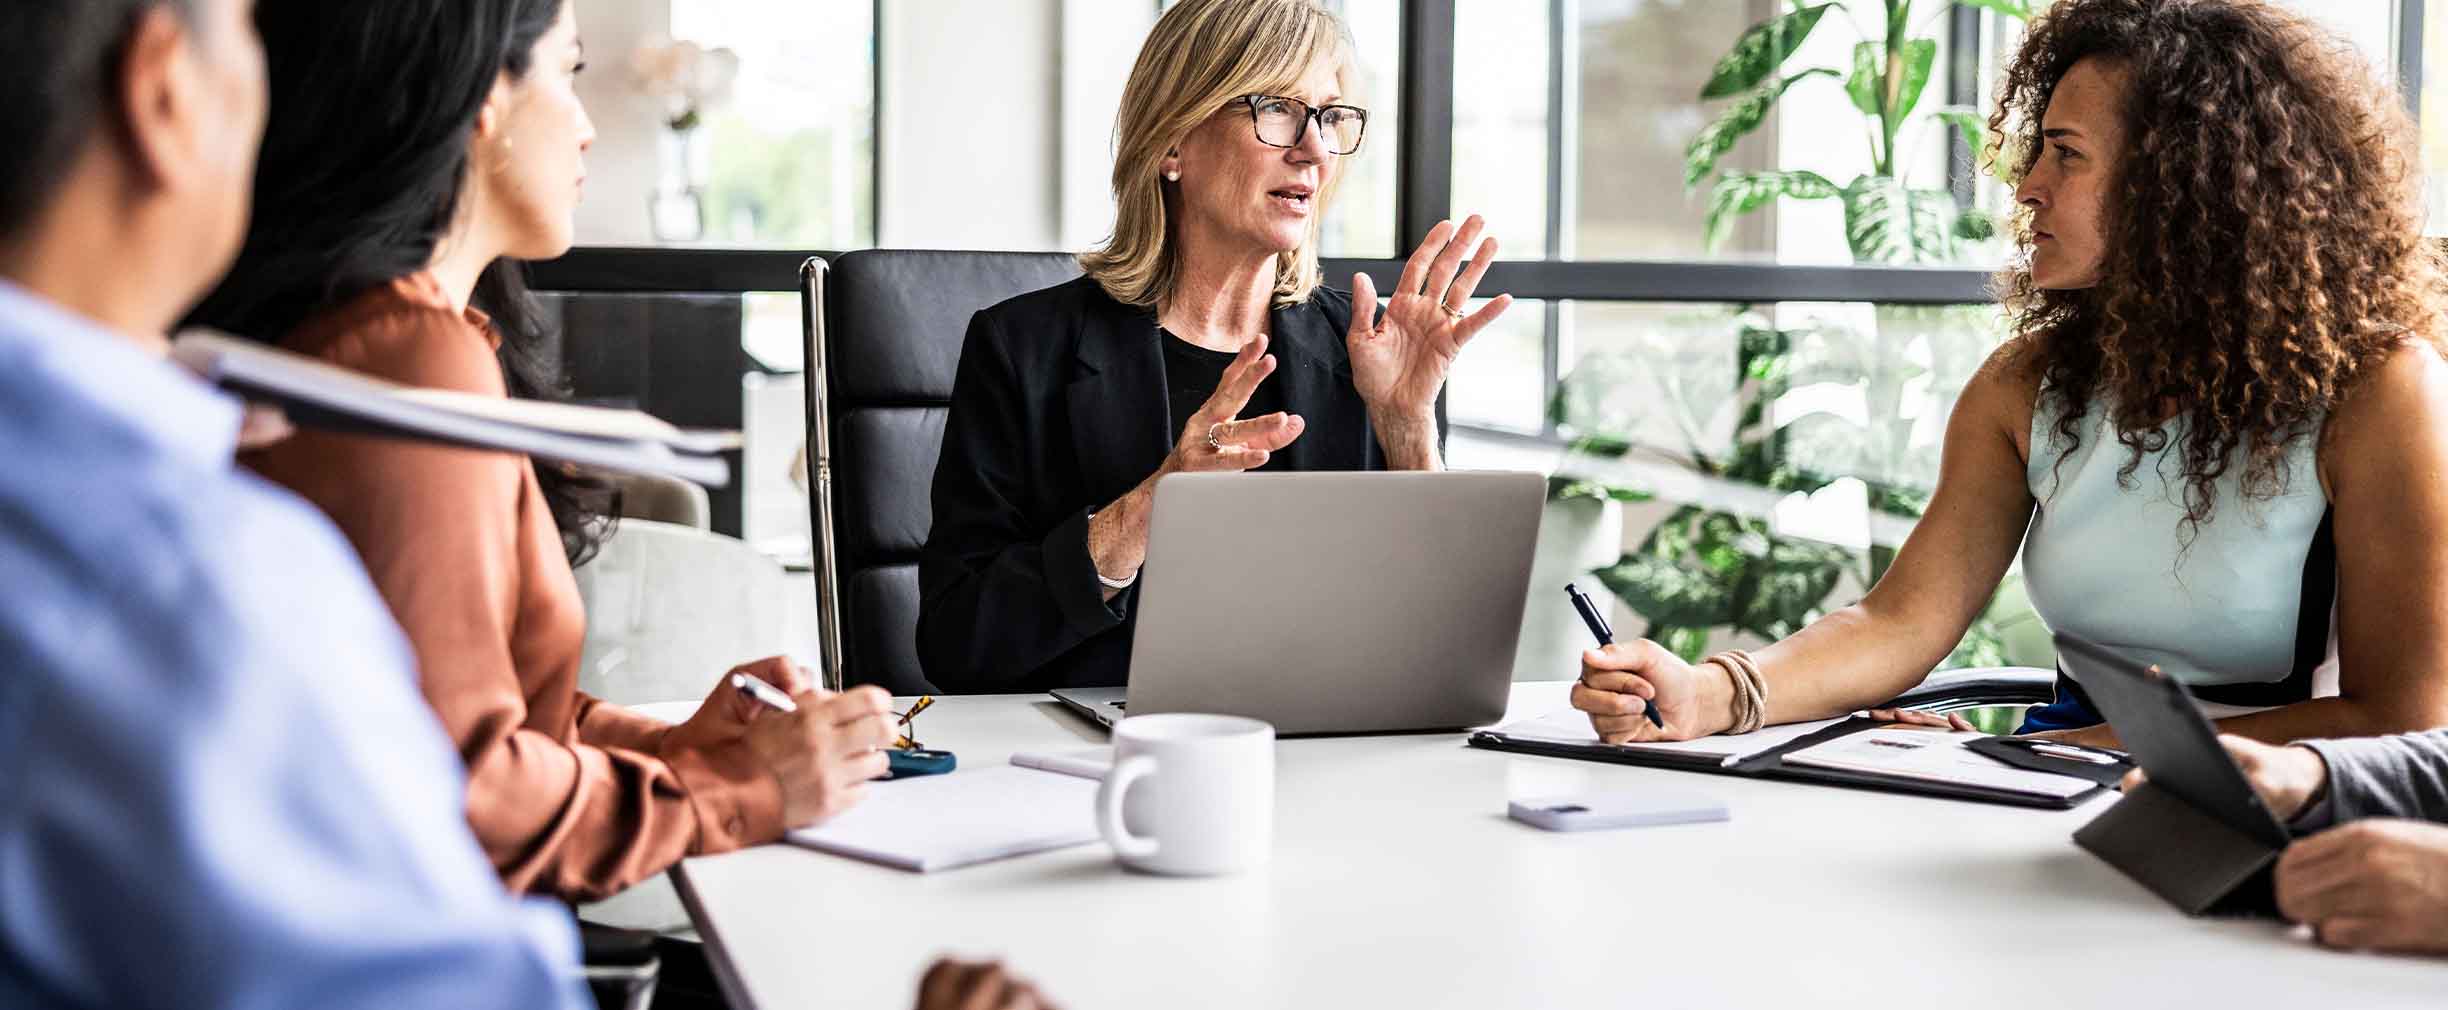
[547,0,2438,698]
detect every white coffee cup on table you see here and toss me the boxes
[1095,714,1274,876]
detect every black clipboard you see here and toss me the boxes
[1469,716,2108,810]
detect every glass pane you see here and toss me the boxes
[1552,299,2029,668]
[2277,0,2399,71]
[1454,1,1985,265]
[1450,0,1551,255]
[1445,298,1547,432]
[1321,0,1402,258]
[2431,0,2448,235]
[1565,300,2001,502]
[655,0,876,247]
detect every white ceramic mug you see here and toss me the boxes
[1095,713,1275,876]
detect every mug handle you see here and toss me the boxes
[1095,754,1161,860]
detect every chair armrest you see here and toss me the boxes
[1876,666,2056,713]
[579,921,661,1010]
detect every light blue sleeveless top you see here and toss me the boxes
[2020,391,2335,721]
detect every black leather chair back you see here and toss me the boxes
[806,250,1083,694]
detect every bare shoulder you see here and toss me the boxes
[2324,337,2448,494]
[1953,336,2046,463]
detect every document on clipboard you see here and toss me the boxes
[1470,711,2108,809]
[1779,725,2097,802]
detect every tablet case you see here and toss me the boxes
[2056,633,2294,917]
[1467,716,2107,810]
[2073,781,2280,916]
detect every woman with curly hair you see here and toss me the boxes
[1570,0,2448,751]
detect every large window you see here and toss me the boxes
[558,0,2429,669]
[1444,0,2421,436]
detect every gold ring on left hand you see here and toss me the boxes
[1441,303,1465,322]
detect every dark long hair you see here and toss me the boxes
[186,0,616,563]
[1988,0,2446,539]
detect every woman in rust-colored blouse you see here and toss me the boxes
[185,0,897,903]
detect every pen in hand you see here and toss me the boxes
[730,670,800,713]
[1565,583,1664,729]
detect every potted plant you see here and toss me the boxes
[1554,0,2047,670]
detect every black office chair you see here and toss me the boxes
[802,250,1084,694]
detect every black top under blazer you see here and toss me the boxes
[917,275,1392,693]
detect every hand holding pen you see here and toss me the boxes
[1566,583,1663,730]
[720,665,898,828]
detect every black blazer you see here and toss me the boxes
[917,275,1392,693]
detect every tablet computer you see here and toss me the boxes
[2057,634,2291,848]
[2057,634,2292,914]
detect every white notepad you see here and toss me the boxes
[786,766,1101,872]
[1486,711,1847,767]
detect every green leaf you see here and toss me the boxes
[1699,4,1833,100]
[1847,39,1937,123]
[1845,42,1883,119]
[1929,106,1987,159]
[1594,551,1740,629]
[1733,536,1855,641]
[1685,69,1838,188]
[1956,0,2035,20]
[1546,476,1654,504]
[1650,625,1715,664]
[1890,39,1938,121]
[1703,170,1840,251]
[1841,175,1961,264]
[1953,208,1998,242]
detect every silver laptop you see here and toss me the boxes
[1051,470,1543,736]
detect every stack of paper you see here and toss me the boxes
[172,330,735,486]
[1486,710,1846,767]
[788,766,1101,873]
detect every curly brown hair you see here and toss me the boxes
[1988,0,2446,536]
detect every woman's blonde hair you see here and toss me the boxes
[1078,0,1353,310]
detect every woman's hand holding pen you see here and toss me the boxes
[739,684,896,829]
[1573,641,1733,743]
[667,656,808,754]
[1085,334,1303,590]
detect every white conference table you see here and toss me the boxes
[668,684,2448,1009]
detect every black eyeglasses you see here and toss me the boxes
[1239,94,1368,156]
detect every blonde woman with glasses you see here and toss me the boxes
[919,0,1512,693]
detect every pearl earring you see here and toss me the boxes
[1164,169,1180,182]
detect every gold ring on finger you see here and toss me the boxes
[1207,422,1226,451]
[1441,303,1464,322]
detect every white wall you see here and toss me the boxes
[573,0,674,246]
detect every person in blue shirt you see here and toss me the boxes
[0,2,1059,1008]
[0,0,593,1005]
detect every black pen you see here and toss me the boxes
[1565,583,1663,728]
